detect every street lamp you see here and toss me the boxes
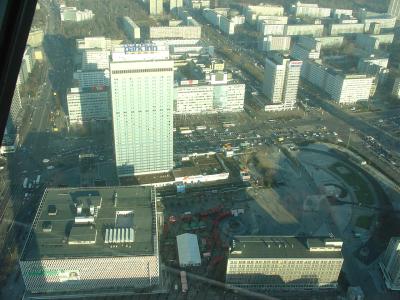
[65,116,70,133]
[347,128,354,148]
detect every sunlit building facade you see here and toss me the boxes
[110,44,173,177]
[226,236,344,291]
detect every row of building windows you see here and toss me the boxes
[230,283,337,289]
[229,260,341,264]
[112,68,173,74]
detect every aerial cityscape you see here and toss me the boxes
[1,0,400,299]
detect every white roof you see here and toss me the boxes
[177,233,201,267]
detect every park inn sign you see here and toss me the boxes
[123,44,158,54]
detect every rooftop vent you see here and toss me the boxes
[76,204,83,215]
[48,205,57,216]
[75,216,95,224]
[105,228,134,244]
[68,225,97,245]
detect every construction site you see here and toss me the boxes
[156,140,399,298]
[160,198,250,282]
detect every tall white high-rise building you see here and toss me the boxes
[20,46,35,83]
[82,49,110,70]
[392,78,400,99]
[380,237,400,290]
[263,54,302,110]
[150,0,163,15]
[110,44,173,177]
[388,0,400,18]
[170,0,183,12]
[9,85,22,130]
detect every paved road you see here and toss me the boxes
[302,90,400,153]
[0,1,64,298]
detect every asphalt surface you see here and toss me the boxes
[314,97,400,153]
[0,3,399,300]
[0,1,70,298]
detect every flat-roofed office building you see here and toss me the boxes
[329,23,365,35]
[244,4,284,24]
[302,60,374,104]
[258,35,291,52]
[380,237,400,290]
[226,236,344,291]
[67,87,111,124]
[188,0,210,10]
[73,69,110,88]
[20,186,160,296]
[170,0,183,12]
[285,24,324,37]
[174,79,245,114]
[81,49,110,71]
[122,16,141,41]
[294,2,331,18]
[392,78,400,99]
[76,37,112,52]
[389,0,400,18]
[149,26,201,39]
[27,28,44,47]
[174,83,214,114]
[150,0,163,15]
[8,85,23,131]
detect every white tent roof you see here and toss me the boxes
[177,233,201,267]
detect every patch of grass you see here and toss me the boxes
[355,215,373,230]
[328,162,374,206]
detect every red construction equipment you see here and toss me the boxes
[216,211,231,222]
[163,223,169,235]
[199,205,223,218]
[212,228,221,248]
[181,213,192,222]
[209,255,224,267]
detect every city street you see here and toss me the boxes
[1,1,400,299]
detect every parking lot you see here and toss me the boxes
[173,111,348,157]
